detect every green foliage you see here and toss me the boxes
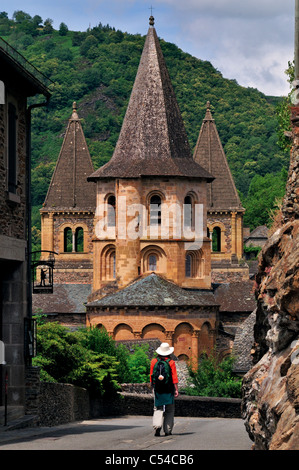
[127,345,151,383]
[0,11,291,241]
[276,60,294,152]
[184,351,242,398]
[75,326,131,384]
[32,321,152,391]
[243,245,262,258]
[32,321,120,396]
[242,168,288,230]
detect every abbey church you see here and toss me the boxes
[34,18,255,367]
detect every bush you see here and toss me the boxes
[33,320,120,397]
[183,350,242,398]
[127,344,151,383]
[33,319,152,394]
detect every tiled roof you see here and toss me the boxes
[42,103,96,212]
[246,225,269,240]
[32,284,92,314]
[213,281,256,313]
[193,103,244,211]
[88,27,214,182]
[87,273,218,308]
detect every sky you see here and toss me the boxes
[1,0,296,96]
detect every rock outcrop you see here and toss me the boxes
[242,106,299,450]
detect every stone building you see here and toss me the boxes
[40,102,96,285]
[85,20,220,365]
[244,225,268,249]
[34,18,254,364]
[0,37,50,423]
[193,102,248,283]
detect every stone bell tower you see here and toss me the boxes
[87,19,214,294]
[193,102,248,282]
[40,102,96,284]
[85,18,219,365]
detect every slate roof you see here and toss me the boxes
[88,25,214,182]
[193,103,244,211]
[87,273,218,308]
[42,103,96,212]
[32,284,92,314]
[245,225,269,241]
[213,281,256,313]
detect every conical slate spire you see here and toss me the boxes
[42,102,96,211]
[193,102,243,211]
[88,26,213,181]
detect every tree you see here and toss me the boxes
[33,321,120,396]
[13,10,32,23]
[127,345,151,383]
[43,18,53,33]
[32,15,43,29]
[59,22,68,36]
[184,350,242,398]
[243,169,288,229]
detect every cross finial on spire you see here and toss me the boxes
[71,101,79,120]
[149,5,155,26]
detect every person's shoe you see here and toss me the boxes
[154,428,161,436]
[165,431,172,436]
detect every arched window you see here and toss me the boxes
[185,254,192,277]
[112,253,116,279]
[102,245,116,280]
[148,254,157,271]
[75,227,84,252]
[185,250,204,278]
[212,227,221,252]
[107,195,116,227]
[150,195,161,226]
[184,195,194,229]
[64,227,73,252]
[141,245,166,274]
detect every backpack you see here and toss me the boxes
[152,358,173,393]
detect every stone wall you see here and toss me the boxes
[242,105,299,450]
[90,393,242,419]
[24,367,241,426]
[38,383,90,427]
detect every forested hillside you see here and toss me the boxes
[0,11,291,250]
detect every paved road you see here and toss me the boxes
[0,416,252,451]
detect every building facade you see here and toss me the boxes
[40,102,96,285]
[85,20,219,365]
[35,19,253,364]
[193,102,248,283]
[0,37,50,421]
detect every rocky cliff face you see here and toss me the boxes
[242,106,299,450]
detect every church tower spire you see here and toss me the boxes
[88,23,213,182]
[193,102,246,269]
[40,103,96,284]
[89,20,214,293]
[43,102,95,211]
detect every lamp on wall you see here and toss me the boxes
[30,250,57,294]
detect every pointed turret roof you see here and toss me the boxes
[42,102,96,212]
[193,102,244,211]
[88,20,213,182]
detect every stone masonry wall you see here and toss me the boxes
[242,105,299,450]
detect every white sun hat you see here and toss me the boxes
[156,342,174,356]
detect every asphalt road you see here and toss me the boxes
[0,416,252,451]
